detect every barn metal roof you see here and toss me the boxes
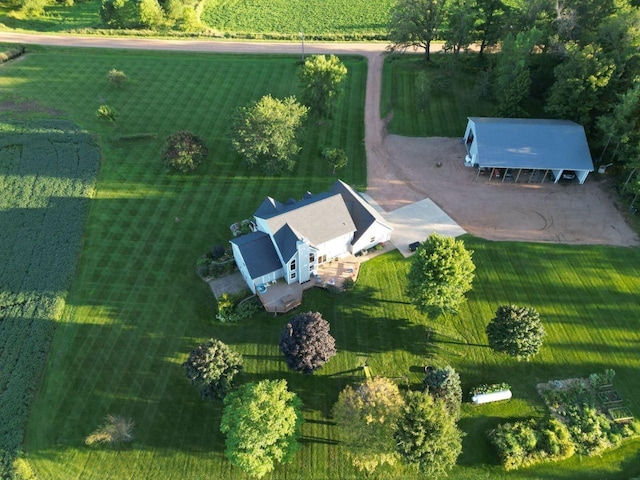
[468,117,594,171]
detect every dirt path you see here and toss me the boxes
[1,32,636,246]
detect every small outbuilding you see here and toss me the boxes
[463,117,594,184]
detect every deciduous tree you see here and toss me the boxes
[162,130,208,172]
[494,29,542,117]
[279,311,337,374]
[406,233,475,318]
[441,0,476,55]
[333,377,404,473]
[298,55,347,119]
[231,95,308,174]
[323,147,348,174]
[394,391,463,477]
[486,305,546,360]
[387,0,449,62]
[220,380,303,478]
[545,42,615,128]
[183,338,243,399]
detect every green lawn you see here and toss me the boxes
[1,46,639,479]
[382,54,496,137]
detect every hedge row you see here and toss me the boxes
[0,120,101,477]
[0,46,25,64]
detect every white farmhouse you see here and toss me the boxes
[230,180,392,294]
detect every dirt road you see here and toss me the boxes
[1,32,636,246]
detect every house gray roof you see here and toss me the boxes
[257,193,356,247]
[468,117,594,171]
[330,180,392,244]
[230,231,282,279]
[273,223,300,262]
[254,197,284,218]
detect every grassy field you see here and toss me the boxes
[0,0,392,38]
[1,45,639,479]
[381,54,496,137]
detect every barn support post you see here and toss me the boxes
[475,167,481,182]
[515,169,522,183]
[542,170,549,183]
[528,169,535,183]
[489,168,494,182]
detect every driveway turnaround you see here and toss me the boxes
[385,199,466,257]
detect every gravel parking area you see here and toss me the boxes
[368,135,639,246]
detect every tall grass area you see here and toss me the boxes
[1,46,639,479]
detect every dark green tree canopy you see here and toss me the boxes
[394,391,464,477]
[220,379,303,478]
[231,95,308,174]
[298,54,347,119]
[162,130,208,172]
[422,365,462,419]
[387,0,449,62]
[486,305,546,360]
[183,338,243,399]
[279,311,337,374]
[406,233,475,318]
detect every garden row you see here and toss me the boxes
[0,120,100,477]
[490,370,638,471]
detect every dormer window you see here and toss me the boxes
[290,259,296,271]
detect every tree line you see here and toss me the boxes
[389,0,640,198]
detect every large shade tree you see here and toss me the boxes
[231,95,308,174]
[220,379,303,478]
[387,0,449,62]
[486,305,546,360]
[183,338,243,399]
[332,377,404,473]
[279,311,337,374]
[406,233,475,318]
[298,54,348,119]
[394,391,463,477]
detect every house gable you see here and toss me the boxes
[229,231,282,280]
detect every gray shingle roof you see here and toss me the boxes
[330,180,392,244]
[469,117,594,171]
[257,193,356,246]
[230,231,282,279]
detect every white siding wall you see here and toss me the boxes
[316,232,354,261]
[231,243,256,293]
[351,223,393,253]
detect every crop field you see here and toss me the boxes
[1,45,639,479]
[201,0,392,39]
[0,0,392,38]
[0,119,100,476]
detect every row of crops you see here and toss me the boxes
[0,120,100,477]
[201,0,394,40]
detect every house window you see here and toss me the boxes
[290,259,296,271]
[370,236,376,243]
[318,254,327,264]
[309,253,315,263]
[290,272,296,280]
